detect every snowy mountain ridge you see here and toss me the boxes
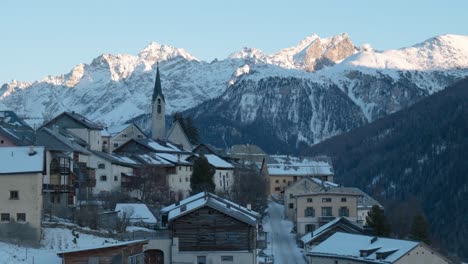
[1,33,468,150]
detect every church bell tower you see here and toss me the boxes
[151,64,165,140]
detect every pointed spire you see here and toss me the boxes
[152,62,165,102]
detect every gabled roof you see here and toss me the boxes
[115,203,157,224]
[300,217,364,245]
[57,240,148,256]
[0,146,44,174]
[44,111,102,130]
[91,150,139,167]
[285,177,338,194]
[187,153,234,169]
[36,127,90,154]
[166,120,192,149]
[117,138,192,154]
[266,155,334,176]
[293,187,364,198]
[0,126,35,146]
[308,232,420,263]
[0,111,31,128]
[107,123,146,138]
[131,153,174,167]
[160,192,260,226]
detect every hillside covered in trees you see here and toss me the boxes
[305,78,468,260]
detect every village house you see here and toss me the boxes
[294,187,363,237]
[284,177,339,221]
[0,146,44,242]
[307,232,450,264]
[300,217,365,253]
[57,239,148,264]
[36,127,93,217]
[262,155,334,196]
[155,192,261,264]
[0,110,35,147]
[115,203,157,229]
[89,150,139,196]
[103,123,147,153]
[42,111,103,151]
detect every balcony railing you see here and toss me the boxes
[43,184,74,192]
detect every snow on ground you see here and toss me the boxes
[261,201,307,264]
[0,228,119,264]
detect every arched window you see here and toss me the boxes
[339,206,349,217]
[157,103,161,114]
[305,207,315,217]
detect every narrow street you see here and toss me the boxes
[262,201,307,264]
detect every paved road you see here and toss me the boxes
[266,201,307,264]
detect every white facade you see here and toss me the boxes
[68,128,102,151]
[89,154,134,195]
[107,124,146,152]
[152,95,165,140]
[214,168,234,193]
[168,164,192,199]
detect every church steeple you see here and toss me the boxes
[152,63,165,103]
[151,63,166,140]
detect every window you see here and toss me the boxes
[0,140,4,144]
[50,158,60,174]
[98,163,105,169]
[17,213,26,222]
[179,166,182,171]
[185,177,188,182]
[113,143,119,147]
[339,206,349,217]
[190,167,193,171]
[287,181,291,186]
[289,203,294,209]
[197,256,207,264]
[114,176,118,181]
[1,213,10,222]
[305,224,316,233]
[341,197,347,202]
[274,187,280,191]
[137,134,143,138]
[283,179,286,183]
[88,256,99,264]
[122,134,127,138]
[179,178,182,183]
[157,104,162,114]
[321,207,332,217]
[103,140,107,144]
[10,191,19,200]
[275,180,279,183]
[307,198,313,203]
[128,253,144,264]
[221,256,234,262]
[289,193,293,198]
[100,175,107,181]
[322,198,332,203]
[305,207,315,217]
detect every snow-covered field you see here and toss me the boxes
[0,228,119,264]
[261,201,306,264]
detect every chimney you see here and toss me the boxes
[28,145,36,156]
[246,204,252,210]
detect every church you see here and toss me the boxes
[151,64,193,151]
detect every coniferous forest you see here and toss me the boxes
[305,78,468,259]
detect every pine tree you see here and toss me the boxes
[190,154,215,194]
[410,214,431,244]
[366,205,391,237]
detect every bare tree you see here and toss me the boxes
[231,166,268,213]
[116,207,135,233]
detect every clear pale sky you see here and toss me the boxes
[1,0,467,83]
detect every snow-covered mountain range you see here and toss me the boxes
[1,33,468,152]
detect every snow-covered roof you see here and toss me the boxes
[115,203,157,224]
[91,150,139,167]
[205,154,234,169]
[308,232,419,263]
[0,146,44,174]
[100,128,111,137]
[156,153,191,165]
[300,217,363,245]
[267,155,333,176]
[132,138,192,154]
[57,239,148,255]
[134,153,174,166]
[160,192,260,226]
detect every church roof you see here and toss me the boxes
[152,65,164,102]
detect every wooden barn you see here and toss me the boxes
[57,240,148,264]
[159,192,261,264]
